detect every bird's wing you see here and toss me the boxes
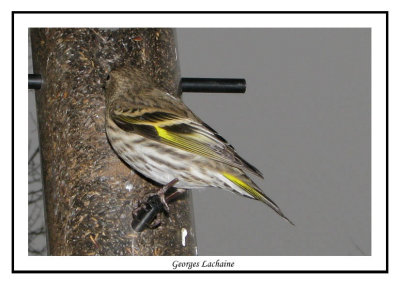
[110,108,264,178]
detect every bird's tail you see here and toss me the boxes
[222,172,295,225]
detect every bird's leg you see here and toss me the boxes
[131,178,180,232]
[157,178,179,212]
[165,188,186,203]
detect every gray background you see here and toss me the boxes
[176,28,371,255]
[29,28,371,256]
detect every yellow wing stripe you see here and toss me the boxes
[222,172,263,200]
[155,126,175,141]
[155,126,224,161]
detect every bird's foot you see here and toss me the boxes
[157,178,179,212]
[131,178,184,232]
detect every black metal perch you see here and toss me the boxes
[29,74,246,93]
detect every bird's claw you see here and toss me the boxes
[157,178,179,213]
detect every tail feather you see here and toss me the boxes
[222,172,295,226]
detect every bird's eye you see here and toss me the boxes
[106,74,111,81]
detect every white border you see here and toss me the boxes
[14,13,386,271]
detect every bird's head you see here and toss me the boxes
[105,66,154,104]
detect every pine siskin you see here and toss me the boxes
[105,66,294,225]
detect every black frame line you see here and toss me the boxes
[13,11,389,274]
[13,11,387,14]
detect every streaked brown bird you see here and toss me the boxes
[105,66,293,225]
